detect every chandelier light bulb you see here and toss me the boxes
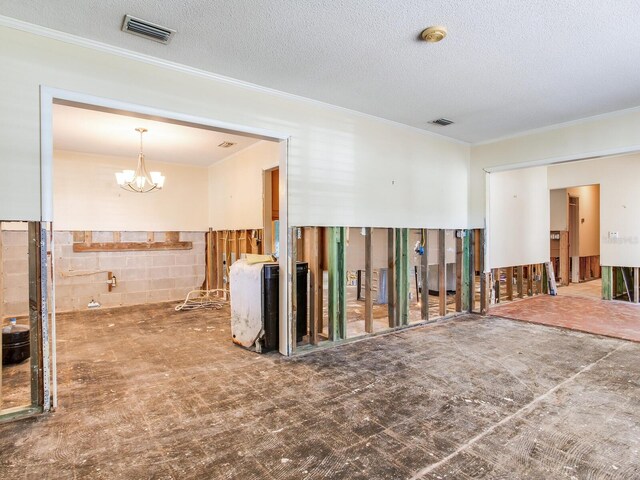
[114,128,165,193]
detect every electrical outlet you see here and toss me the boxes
[609,231,619,239]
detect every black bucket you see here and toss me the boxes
[2,319,30,365]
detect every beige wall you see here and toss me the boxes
[0,26,470,229]
[566,185,600,257]
[549,156,636,266]
[488,167,550,268]
[550,188,568,231]
[54,150,209,231]
[208,141,279,230]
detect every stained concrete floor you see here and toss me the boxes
[1,303,639,479]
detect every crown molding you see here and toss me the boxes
[474,104,640,147]
[0,15,469,147]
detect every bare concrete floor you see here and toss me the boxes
[1,303,639,479]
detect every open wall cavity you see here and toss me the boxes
[290,226,482,351]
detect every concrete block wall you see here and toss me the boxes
[1,231,206,317]
[0,230,29,318]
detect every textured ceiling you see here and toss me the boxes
[53,104,260,166]
[4,1,640,143]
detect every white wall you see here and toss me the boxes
[208,141,279,230]
[549,155,639,267]
[470,107,640,227]
[550,188,568,231]
[0,26,470,229]
[488,167,550,268]
[54,150,209,231]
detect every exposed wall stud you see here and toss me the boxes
[505,267,513,300]
[558,231,569,286]
[516,266,524,298]
[467,229,475,312]
[395,228,409,326]
[387,228,395,328]
[479,229,489,315]
[420,229,429,320]
[290,228,297,352]
[364,227,373,333]
[601,266,612,300]
[438,229,446,317]
[455,231,463,312]
[328,227,346,341]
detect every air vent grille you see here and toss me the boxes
[122,15,175,44]
[430,118,454,126]
[218,141,237,148]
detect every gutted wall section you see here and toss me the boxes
[1,229,205,317]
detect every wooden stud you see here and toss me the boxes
[506,266,514,301]
[479,229,489,315]
[492,268,500,304]
[113,231,121,243]
[438,229,446,317]
[317,228,325,336]
[364,227,373,333]
[420,229,429,320]
[74,241,192,252]
[480,272,491,315]
[307,227,321,344]
[387,228,395,328]
[290,228,297,351]
[395,229,409,326]
[558,231,569,286]
[527,265,534,296]
[536,264,543,294]
[147,232,154,243]
[83,231,92,245]
[166,231,180,243]
[516,266,524,298]
[455,232,463,312]
[601,266,612,300]
[467,230,475,312]
[328,227,346,341]
[634,267,639,304]
[28,222,44,409]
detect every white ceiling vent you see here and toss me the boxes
[430,118,454,126]
[122,15,176,44]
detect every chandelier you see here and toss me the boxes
[115,127,165,193]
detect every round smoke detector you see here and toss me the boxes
[421,26,447,43]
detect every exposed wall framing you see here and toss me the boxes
[72,231,192,252]
[204,229,264,293]
[1,221,49,424]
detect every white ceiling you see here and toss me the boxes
[53,104,260,166]
[5,1,640,143]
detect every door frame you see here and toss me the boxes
[33,87,295,414]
